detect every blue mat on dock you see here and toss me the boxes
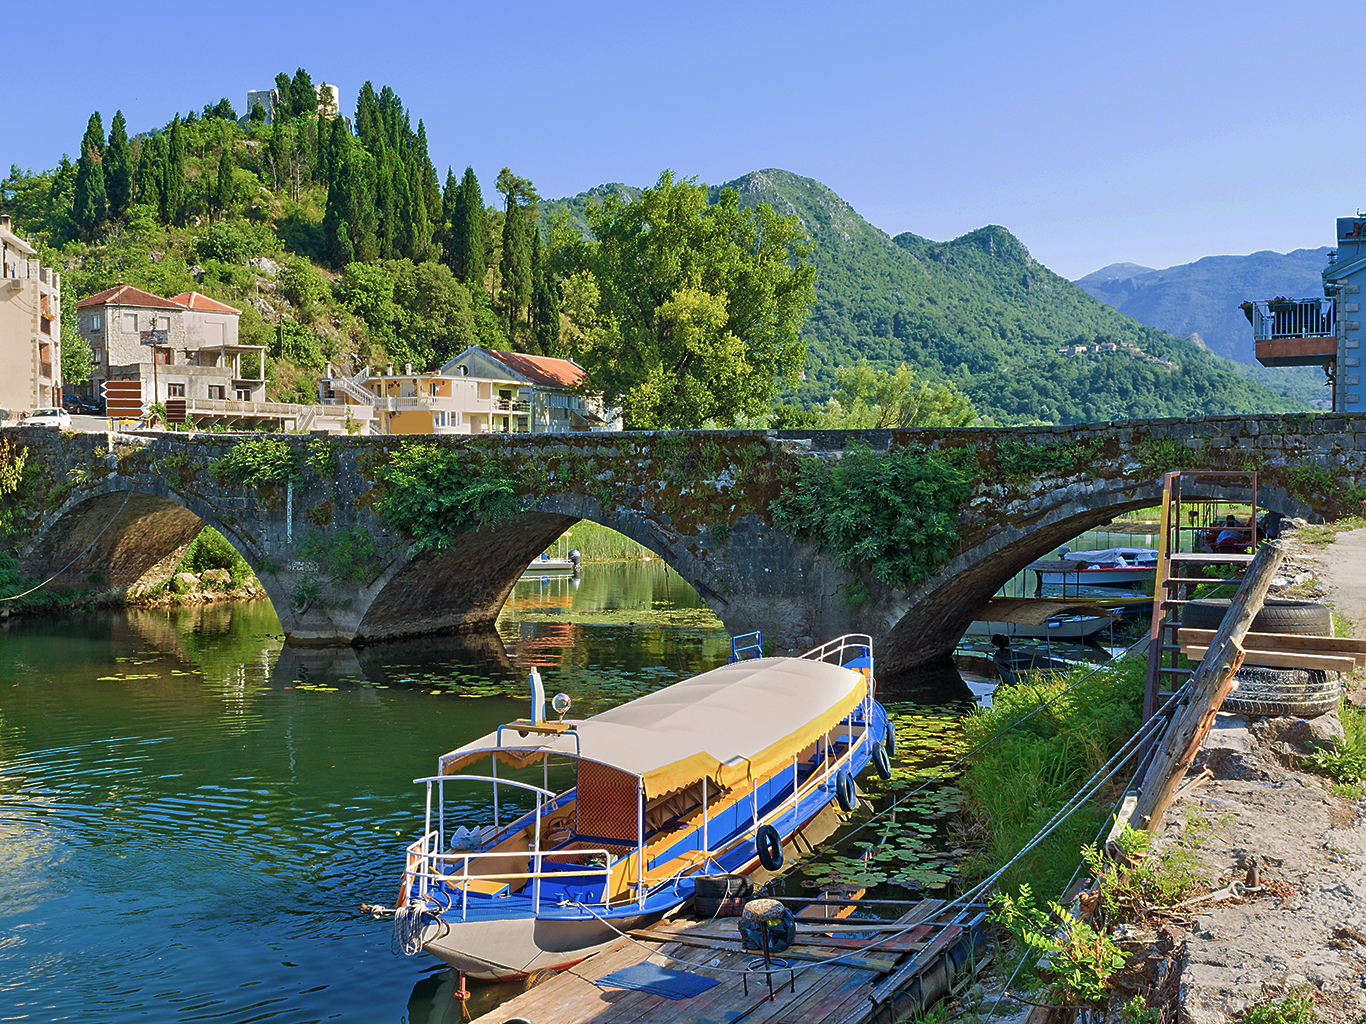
[598,962,719,1000]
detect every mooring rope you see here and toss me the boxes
[842,633,1153,850]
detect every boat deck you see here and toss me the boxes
[467,898,987,1024]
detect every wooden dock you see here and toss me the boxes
[467,898,987,1024]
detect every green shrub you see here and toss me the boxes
[174,527,253,587]
[194,220,277,264]
[771,442,973,588]
[375,442,520,551]
[1241,988,1319,1024]
[211,438,299,486]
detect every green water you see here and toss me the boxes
[0,563,965,1021]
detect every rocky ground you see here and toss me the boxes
[1147,522,1366,1024]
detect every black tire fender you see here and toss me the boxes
[834,770,857,812]
[872,742,892,780]
[885,720,897,759]
[755,824,783,871]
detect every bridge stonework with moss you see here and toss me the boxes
[5,414,1366,695]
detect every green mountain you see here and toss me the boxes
[701,169,1304,423]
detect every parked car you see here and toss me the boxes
[26,407,73,428]
[62,395,102,415]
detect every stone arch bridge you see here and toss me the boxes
[4,415,1363,695]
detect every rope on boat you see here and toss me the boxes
[389,892,450,956]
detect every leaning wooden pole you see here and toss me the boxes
[1128,540,1285,833]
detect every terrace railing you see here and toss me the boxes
[1250,298,1336,341]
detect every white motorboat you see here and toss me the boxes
[1029,546,1158,588]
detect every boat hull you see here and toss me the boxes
[1035,567,1153,586]
[421,911,657,980]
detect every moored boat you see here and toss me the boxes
[385,635,889,980]
[1029,546,1158,588]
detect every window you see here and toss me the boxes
[208,385,226,400]
[236,388,251,401]
[154,348,172,365]
[40,318,50,335]
[122,313,137,332]
[166,383,185,397]
[89,314,102,330]
[92,348,103,364]
[156,315,170,331]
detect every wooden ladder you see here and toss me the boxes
[1143,470,1259,721]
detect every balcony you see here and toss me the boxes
[1246,297,1339,367]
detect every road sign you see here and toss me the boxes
[165,399,187,425]
[101,380,145,419]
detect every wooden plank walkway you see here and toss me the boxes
[467,899,987,1024]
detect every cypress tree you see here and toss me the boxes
[497,169,538,342]
[315,106,329,182]
[416,121,441,225]
[274,72,293,121]
[451,167,485,289]
[355,82,379,150]
[135,134,164,210]
[214,143,233,219]
[290,67,315,117]
[532,230,560,356]
[437,168,459,266]
[161,116,187,224]
[71,112,107,237]
[105,111,132,220]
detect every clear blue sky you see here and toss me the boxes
[3,0,1355,280]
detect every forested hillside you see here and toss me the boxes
[691,170,1303,422]
[2,83,1304,425]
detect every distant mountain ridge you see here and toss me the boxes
[1075,248,1334,363]
[547,169,1304,423]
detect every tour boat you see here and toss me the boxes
[387,635,889,980]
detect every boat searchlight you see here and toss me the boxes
[552,693,572,721]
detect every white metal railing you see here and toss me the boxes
[1250,298,1336,341]
[407,772,612,918]
[801,633,874,671]
[329,376,375,404]
[404,833,613,919]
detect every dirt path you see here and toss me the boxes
[1316,528,1366,636]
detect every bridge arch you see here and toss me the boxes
[352,493,728,643]
[18,476,292,619]
[873,470,1322,686]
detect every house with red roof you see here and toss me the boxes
[75,285,267,413]
[439,346,621,433]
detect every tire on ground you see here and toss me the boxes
[1183,599,1333,636]
[1221,666,1342,718]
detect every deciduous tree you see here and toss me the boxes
[565,171,816,428]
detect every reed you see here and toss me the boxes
[552,522,653,563]
[956,656,1146,898]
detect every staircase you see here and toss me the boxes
[1143,470,1259,720]
[329,374,375,405]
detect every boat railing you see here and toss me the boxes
[404,832,614,919]
[800,633,874,670]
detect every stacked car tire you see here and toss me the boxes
[1184,599,1342,717]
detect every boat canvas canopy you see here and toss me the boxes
[439,658,868,799]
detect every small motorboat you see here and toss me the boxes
[1029,546,1158,589]
[381,635,889,980]
[963,598,1116,641]
[522,548,582,577]
[989,634,1078,685]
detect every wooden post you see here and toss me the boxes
[1128,540,1285,833]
